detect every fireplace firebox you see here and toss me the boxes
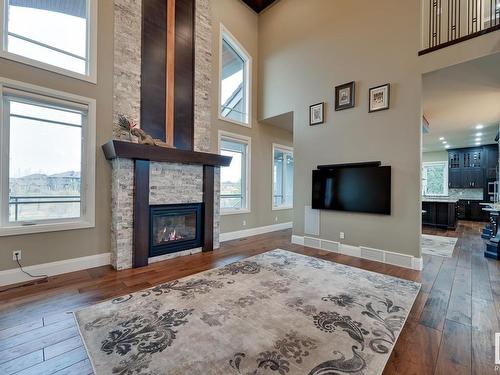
[149,203,203,257]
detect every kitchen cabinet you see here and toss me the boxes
[484,145,498,180]
[422,201,457,229]
[449,169,462,188]
[422,202,435,225]
[463,148,483,168]
[447,147,484,189]
[462,169,483,188]
[457,199,485,221]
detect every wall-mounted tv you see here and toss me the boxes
[312,166,391,215]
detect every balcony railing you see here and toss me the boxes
[420,0,500,55]
[9,195,80,222]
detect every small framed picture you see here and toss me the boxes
[335,81,355,111]
[369,83,390,113]
[309,102,325,126]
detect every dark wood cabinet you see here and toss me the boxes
[448,151,460,169]
[462,168,483,188]
[447,147,485,189]
[485,145,498,180]
[463,148,483,168]
[449,169,462,188]
[422,201,456,229]
[422,202,434,225]
[457,199,486,221]
[470,201,483,221]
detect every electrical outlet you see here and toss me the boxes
[275,216,278,222]
[339,232,345,240]
[13,250,21,261]
[242,220,247,226]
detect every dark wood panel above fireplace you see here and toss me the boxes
[141,0,195,150]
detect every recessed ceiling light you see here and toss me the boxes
[439,137,445,140]
[476,142,481,146]
[475,137,481,142]
[442,141,447,144]
[476,132,483,137]
[445,145,450,149]
[476,124,484,129]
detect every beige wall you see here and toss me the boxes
[0,0,114,271]
[0,0,293,272]
[423,151,448,163]
[259,0,423,257]
[211,0,294,234]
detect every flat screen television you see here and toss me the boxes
[312,166,391,215]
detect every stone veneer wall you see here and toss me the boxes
[110,0,218,270]
[113,0,212,150]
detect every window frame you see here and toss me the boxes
[0,77,96,236]
[218,23,252,128]
[422,161,449,197]
[272,143,294,210]
[218,130,251,215]
[0,0,98,83]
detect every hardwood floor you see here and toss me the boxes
[0,221,497,374]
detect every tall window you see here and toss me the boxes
[422,161,448,196]
[219,25,251,126]
[0,79,96,235]
[273,144,294,209]
[219,132,250,213]
[0,0,97,81]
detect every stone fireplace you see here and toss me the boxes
[106,0,228,270]
[149,203,203,257]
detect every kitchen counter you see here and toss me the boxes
[422,199,457,229]
[422,197,459,203]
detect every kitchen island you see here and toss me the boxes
[422,198,458,230]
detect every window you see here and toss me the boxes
[422,161,448,196]
[0,0,97,82]
[219,131,250,214]
[0,78,96,235]
[273,144,293,209]
[219,25,251,126]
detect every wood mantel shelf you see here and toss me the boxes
[102,140,232,167]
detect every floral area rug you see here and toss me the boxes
[421,234,458,257]
[74,249,420,375]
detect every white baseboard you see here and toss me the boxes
[291,235,304,245]
[0,253,110,287]
[291,235,423,271]
[220,222,293,243]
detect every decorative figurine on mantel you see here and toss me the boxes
[117,114,173,148]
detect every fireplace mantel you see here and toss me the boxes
[102,140,231,167]
[103,140,230,269]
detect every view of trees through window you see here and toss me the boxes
[422,162,447,196]
[273,147,293,208]
[220,137,247,211]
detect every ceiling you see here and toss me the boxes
[10,0,86,18]
[240,0,278,13]
[422,52,500,152]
